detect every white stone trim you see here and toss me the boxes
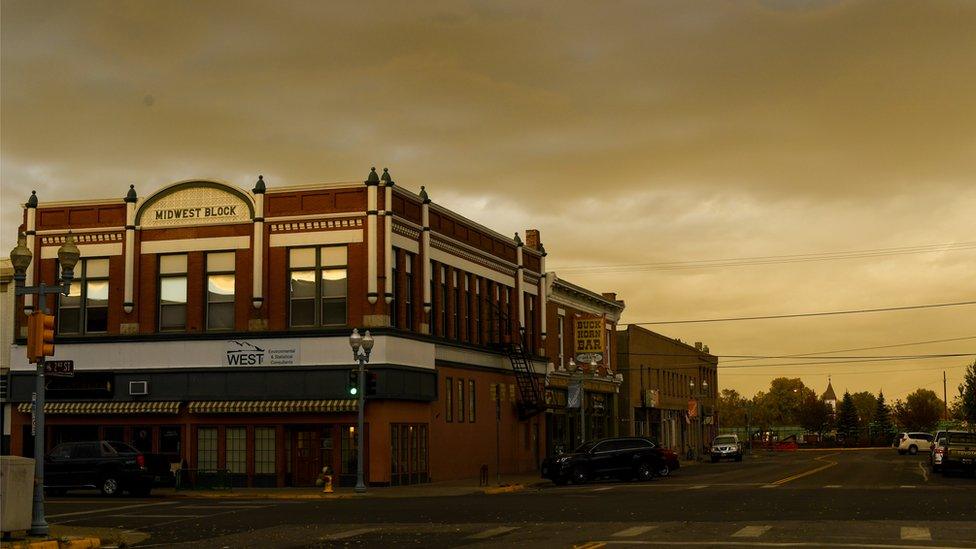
[392,234,420,254]
[41,242,123,259]
[141,236,250,254]
[429,247,514,287]
[265,211,366,222]
[269,229,363,248]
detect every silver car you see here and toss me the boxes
[710,434,743,462]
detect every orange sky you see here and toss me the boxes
[2,0,974,401]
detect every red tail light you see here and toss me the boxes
[136,454,146,468]
[934,448,943,455]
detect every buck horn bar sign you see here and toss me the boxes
[573,316,606,364]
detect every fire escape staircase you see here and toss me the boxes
[488,302,546,420]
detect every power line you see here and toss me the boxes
[623,352,975,360]
[623,300,976,325]
[718,354,975,369]
[551,241,976,274]
[720,361,972,377]
[718,335,976,364]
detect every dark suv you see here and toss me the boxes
[541,437,665,485]
[45,440,154,496]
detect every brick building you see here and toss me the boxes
[6,169,559,487]
[615,325,718,457]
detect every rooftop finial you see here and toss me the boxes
[366,167,380,184]
[125,184,138,203]
[380,167,392,184]
[27,190,38,208]
[538,242,547,256]
[253,175,266,194]
[419,185,430,203]
[514,232,523,246]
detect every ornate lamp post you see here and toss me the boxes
[566,359,588,446]
[348,328,373,493]
[9,231,80,536]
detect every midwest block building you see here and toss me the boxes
[7,169,571,487]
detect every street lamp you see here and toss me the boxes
[690,379,709,462]
[9,230,80,536]
[348,328,373,493]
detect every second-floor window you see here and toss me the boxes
[404,255,414,330]
[206,252,235,331]
[289,246,347,328]
[159,254,188,331]
[58,258,109,335]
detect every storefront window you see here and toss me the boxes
[132,427,153,453]
[225,427,246,474]
[197,427,217,470]
[160,426,181,456]
[254,427,275,475]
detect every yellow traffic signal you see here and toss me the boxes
[27,312,56,363]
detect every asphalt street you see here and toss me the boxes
[43,449,976,548]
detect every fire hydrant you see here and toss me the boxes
[321,466,333,494]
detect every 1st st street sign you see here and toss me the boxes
[44,360,74,377]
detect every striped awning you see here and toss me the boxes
[187,400,358,414]
[16,401,181,415]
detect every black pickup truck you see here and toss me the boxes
[939,431,976,476]
[45,440,154,496]
[541,437,666,485]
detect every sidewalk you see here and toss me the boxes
[155,472,550,500]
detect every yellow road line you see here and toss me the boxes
[771,452,839,486]
[573,543,607,549]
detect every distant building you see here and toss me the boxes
[615,325,717,455]
[822,379,838,412]
[1,259,12,454]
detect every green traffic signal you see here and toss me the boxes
[347,369,359,396]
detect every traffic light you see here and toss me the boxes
[27,312,56,363]
[347,369,359,396]
[366,372,378,396]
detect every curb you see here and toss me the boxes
[482,483,524,495]
[1,537,100,549]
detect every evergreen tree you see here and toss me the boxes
[874,391,894,442]
[836,391,859,441]
[958,360,976,422]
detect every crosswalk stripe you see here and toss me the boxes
[467,526,519,539]
[901,526,931,541]
[731,525,772,538]
[322,528,378,540]
[612,526,659,537]
[761,484,778,488]
[593,486,616,492]
[824,485,841,488]
[687,485,708,490]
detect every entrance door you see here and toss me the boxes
[292,430,321,486]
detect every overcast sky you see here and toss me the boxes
[3,0,974,401]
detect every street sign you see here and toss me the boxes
[44,360,74,377]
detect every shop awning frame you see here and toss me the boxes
[187,400,358,414]
[16,401,181,415]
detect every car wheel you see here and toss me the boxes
[635,462,654,482]
[571,467,588,485]
[100,476,122,496]
[657,464,671,478]
[908,445,918,455]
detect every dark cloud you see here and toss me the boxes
[2,0,974,398]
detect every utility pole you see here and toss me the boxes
[943,371,948,420]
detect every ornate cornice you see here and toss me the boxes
[269,218,363,233]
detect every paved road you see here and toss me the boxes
[44,449,976,548]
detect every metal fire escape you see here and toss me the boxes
[487,302,546,419]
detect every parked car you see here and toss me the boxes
[45,440,154,496]
[541,437,666,485]
[710,434,743,462]
[652,446,680,477]
[939,431,976,475]
[896,432,933,455]
[931,434,948,472]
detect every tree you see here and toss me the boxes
[873,391,894,442]
[894,388,943,431]
[850,391,877,428]
[797,395,831,436]
[956,360,976,422]
[717,389,748,427]
[751,378,815,427]
[836,391,859,440]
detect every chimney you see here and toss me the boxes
[602,292,617,302]
[525,229,541,249]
